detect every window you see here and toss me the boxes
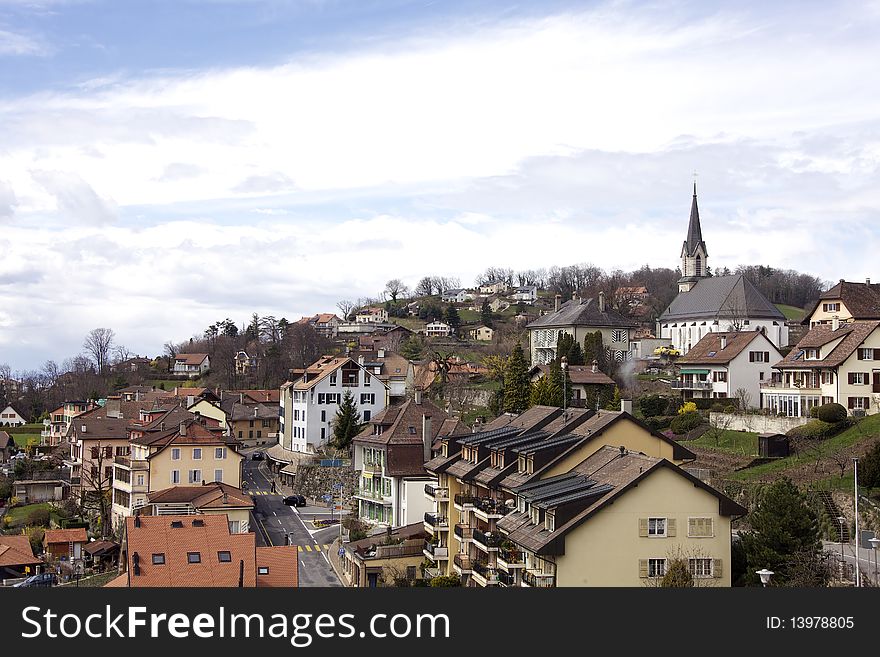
[294,410,299,421]
[688,517,714,537]
[648,518,666,537]
[248,430,253,439]
[648,558,667,578]
[218,551,232,563]
[408,426,417,435]
[171,448,181,460]
[249,420,254,428]
[361,393,375,404]
[364,373,371,386]
[136,474,144,486]
[318,393,326,404]
[262,419,270,427]
[329,373,337,386]
[192,448,202,460]
[849,372,868,385]
[612,329,627,343]
[152,554,165,565]
[215,447,226,459]
[823,302,841,312]
[321,410,326,423]
[188,469,202,484]
[712,371,727,383]
[321,428,325,440]
[805,348,820,360]
[187,552,201,564]
[238,431,243,439]
[257,430,261,438]
[258,566,269,575]
[229,521,240,534]
[363,410,371,421]
[849,397,870,410]
[749,351,771,363]
[689,558,713,578]
[214,469,223,482]
[171,470,180,484]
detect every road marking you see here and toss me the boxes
[277,519,284,526]
[314,544,321,552]
[324,545,330,550]
[297,546,303,552]
[273,511,277,516]
[304,545,312,552]
[301,560,306,567]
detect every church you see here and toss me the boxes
[656,185,789,354]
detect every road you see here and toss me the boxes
[823,540,880,586]
[242,454,343,587]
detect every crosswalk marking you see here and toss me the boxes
[297,546,303,552]
[324,545,330,551]
[314,544,321,552]
[304,545,312,552]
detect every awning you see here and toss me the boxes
[679,368,710,375]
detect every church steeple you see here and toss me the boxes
[678,183,709,292]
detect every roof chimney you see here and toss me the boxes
[179,421,187,435]
[591,359,598,373]
[620,399,633,415]
[358,355,365,366]
[598,291,606,312]
[377,349,385,358]
[720,335,727,350]
[832,316,840,331]
[222,491,229,504]
[554,294,561,312]
[414,389,422,405]
[422,414,433,462]
[867,278,871,285]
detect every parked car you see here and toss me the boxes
[283,495,306,507]
[13,573,57,587]
[251,451,264,461]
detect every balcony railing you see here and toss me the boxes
[454,493,478,508]
[471,561,499,585]
[114,457,148,470]
[453,554,472,573]
[472,528,503,550]
[522,569,555,587]
[424,513,449,529]
[497,549,526,570]
[356,488,391,502]
[362,461,383,474]
[423,541,449,560]
[454,524,473,542]
[759,381,820,391]
[671,380,713,390]
[473,498,512,519]
[424,484,449,500]
[497,570,516,587]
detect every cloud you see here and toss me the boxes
[0,28,48,56]
[232,172,296,194]
[0,180,17,217]
[30,169,117,224]
[156,162,205,182]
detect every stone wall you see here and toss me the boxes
[709,412,809,434]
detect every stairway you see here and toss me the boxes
[818,491,849,542]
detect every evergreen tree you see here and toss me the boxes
[583,331,607,372]
[567,341,584,366]
[445,304,461,330]
[480,299,494,328]
[530,377,554,407]
[547,360,571,408]
[860,440,880,489]
[503,343,531,414]
[400,335,426,361]
[604,386,622,411]
[329,390,364,455]
[660,559,694,588]
[740,478,821,586]
[555,332,574,363]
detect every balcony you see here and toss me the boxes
[354,488,392,504]
[452,553,472,575]
[497,570,516,587]
[473,498,513,521]
[497,549,526,571]
[453,524,473,543]
[759,381,820,391]
[423,541,449,561]
[472,528,503,552]
[424,513,449,531]
[471,561,499,587]
[362,461,383,474]
[424,484,449,502]
[522,569,555,588]
[671,380,713,390]
[114,457,148,470]
[453,493,477,510]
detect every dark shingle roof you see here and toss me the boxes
[659,274,784,322]
[683,184,707,257]
[802,280,880,324]
[774,321,880,370]
[527,296,638,329]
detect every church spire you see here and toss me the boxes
[678,182,709,292]
[684,182,707,257]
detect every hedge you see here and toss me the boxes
[786,419,852,440]
[670,411,703,435]
[816,403,847,424]
[643,416,674,432]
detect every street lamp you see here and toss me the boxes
[869,537,880,586]
[756,568,773,587]
[837,516,847,581]
[561,356,568,412]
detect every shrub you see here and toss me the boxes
[639,395,668,418]
[860,440,880,489]
[723,405,737,414]
[26,527,44,554]
[643,416,674,432]
[670,411,702,435]
[660,559,694,587]
[678,401,698,415]
[786,419,851,440]
[27,508,50,527]
[710,403,724,413]
[429,575,462,587]
[816,403,847,424]
[809,405,819,419]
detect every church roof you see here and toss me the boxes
[658,274,785,323]
[681,183,707,258]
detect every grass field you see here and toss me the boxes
[3,502,60,527]
[146,379,203,390]
[12,434,41,447]
[775,303,805,321]
[690,429,758,456]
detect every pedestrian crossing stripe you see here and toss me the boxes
[304,545,312,552]
[314,544,321,552]
[297,546,303,552]
[324,545,330,551]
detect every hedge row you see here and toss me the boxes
[786,419,852,440]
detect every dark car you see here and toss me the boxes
[251,451,264,461]
[283,495,306,507]
[13,573,57,588]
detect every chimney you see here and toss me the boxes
[186,395,194,407]
[591,359,598,373]
[572,291,579,304]
[598,291,606,312]
[867,278,872,285]
[239,393,243,404]
[358,355,365,366]
[422,414,433,462]
[620,399,633,415]
[832,316,840,331]
[222,491,229,505]
[554,294,561,312]
[720,335,727,350]
[377,349,385,358]
[254,407,259,417]
[414,389,422,404]
[179,421,187,435]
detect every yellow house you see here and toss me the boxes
[803,279,880,328]
[143,482,253,534]
[188,399,228,431]
[497,446,746,587]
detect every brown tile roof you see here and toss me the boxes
[134,417,231,448]
[44,528,88,545]
[175,354,209,366]
[226,389,281,403]
[84,540,119,557]
[775,321,880,369]
[147,483,253,510]
[256,546,298,587]
[675,330,766,365]
[354,398,451,447]
[292,356,388,391]
[529,364,615,386]
[68,407,132,441]
[803,280,880,324]
[482,405,562,432]
[0,536,42,568]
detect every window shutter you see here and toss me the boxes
[688,518,696,536]
[638,559,648,578]
[865,373,871,384]
[764,352,769,362]
[667,518,676,537]
[713,559,723,578]
[848,397,854,409]
[749,352,754,362]
[857,350,864,360]
[638,518,648,537]
[848,373,855,385]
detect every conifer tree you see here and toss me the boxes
[503,343,531,413]
[480,299,494,328]
[329,390,363,455]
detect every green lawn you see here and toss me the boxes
[691,429,758,455]
[146,379,202,390]
[3,502,59,527]
[731,413,880,481]
[59,572,119,588]
[775,304,805,321]
[12,434,41,447]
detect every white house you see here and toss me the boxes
[0,405,26,427]
[425,321,453,337]
[355,307,389,324]
[510,286,538,303]
[280,356,389,453]
[673,330,782,407]
[441,289,472,303]
[171,353,211,377]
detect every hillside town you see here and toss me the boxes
[2,188,880,590]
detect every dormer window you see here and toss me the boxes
[329,373,337,386]
[518,455,526,473]
[805,348,820,360]
[545,512,555,532]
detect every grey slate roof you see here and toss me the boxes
[658,274,785,322]
[526,296,638,329]
[682,184,707,257]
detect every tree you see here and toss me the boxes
[384,279,409,303]
[503,343,531,414]
[445,304,461,331]
[860,440,880,489]
[329,390,363,455]
[660,558,694,588]
[733,387,752,411]
[79,442,115,539]
[83,328,115,374]
[583,331,607,373]
[400,335,426,361]
[530,376,555,407]
[336,299,356,321]
[480,299,493,328]
[739,478,821,586]
[547,360,571,408]
[414,277,437,297]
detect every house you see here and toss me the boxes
[762,319,880,417]
[528,362,615,408]
[65,405,134,498]
[111,514,297,587]
[0,430,14,461]
[233,350,260,376]
[279,355,389,453]
[143,482,253,534]
[495,446,745,586]
[349,349,414,401]
[479,281,509,295]
[673,330,782,406]
[187,398,228,431]
[297,313,341,337]
[657,186,788,354]
[339,523,430,587]
[803,279,880,328]
[356,307,390,324]
[425,321,453,337]
[109,357,152,374]
[488,297,509,313]
[441,289,472,303]
[527,292,638,365]
[352,392,467,528]
[357,325,414,352]
[0,535,44,579]
[0,404,27,427]
[468,325,494,341]
[171,353,210,378]
[615,286,650,305]
[43,528,88,562]
[423,405,697,582]
[111,416,242,529]
[83,540,120,572]
[510,286,538,303]
[222,398,279,447]
[14,469,70,503]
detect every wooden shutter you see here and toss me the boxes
[638,559,649,578]
[638,518,649,537]
[848,373,855,385]
[667,518,676,537]
[764,352,769,362]
[749,352,755,362]
[857,349,864,360]
[713,559,723,578]
[865,373,871,384]
[848,397,855,409]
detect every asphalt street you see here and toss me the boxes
[242,455,343,587]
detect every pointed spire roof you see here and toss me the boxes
[683,182,707,257]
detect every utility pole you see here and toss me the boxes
[853,457,860,587]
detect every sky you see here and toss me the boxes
[2,0,880,371]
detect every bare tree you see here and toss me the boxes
[83,328,115,374]
[384,279,409,303]
[79,442,115,539]
[734,387,753,411]
[336,299,356,321]
[112,344,133,365]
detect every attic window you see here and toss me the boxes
[187,552,201,564]
[170,521,184,528]
[258,566,269,575]
[192,519,205,527]
[152,553,165,565]
[218,551,231,563]
[408,426,417,435]
[707,351,716,357]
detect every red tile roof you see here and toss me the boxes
[256,546,298,587]
[43,528,88,545]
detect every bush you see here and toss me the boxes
[27,508,50,527]
[710,403,724,413]
[723,405,737,414]
[670,411,703,435]
[816,403,847,424]
[678,401,698,415]
[429,575,462,587]
[660,559,694,587]
[809,405,819,419]
[639,395,668,418]
[26,527,44,554]
[786,419,851,440]
[643,416,674,432]
[860,440,880,489]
